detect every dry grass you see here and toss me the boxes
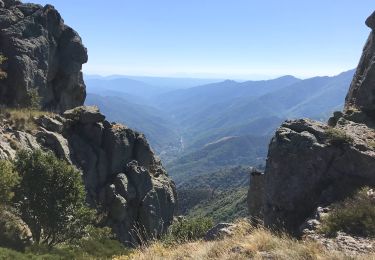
[114,220,375,260]
[0,108,53,133]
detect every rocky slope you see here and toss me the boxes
[0,0,87,112]
[248,10,375,236]
[0,0,176,246]
[0,107,177,245]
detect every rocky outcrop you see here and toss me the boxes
[0,0,87,112]
[0,207,33,250]
[258,119,375,234]
[0,0,176,247]
[345,11,375,116]
[248,10,375,235]
[0,106,177,245]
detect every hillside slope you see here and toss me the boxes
[167,135,268,184]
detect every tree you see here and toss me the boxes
[0,160,19,205]
[26,88,41,110]
[14,150,94,246]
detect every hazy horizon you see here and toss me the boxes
[84,68,355,82]
[29,0,373,80]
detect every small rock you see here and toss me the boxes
[205,223,237,241]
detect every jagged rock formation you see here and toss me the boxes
[248,10,375,235]
[0,0,176,245]
[0,0,87,112]
[345,10,375,116]
[0,106,177,245]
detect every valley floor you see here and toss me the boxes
[115,221,375,260]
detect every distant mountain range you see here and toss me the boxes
[84,69,355,184]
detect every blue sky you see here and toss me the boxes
[29,0,374,79]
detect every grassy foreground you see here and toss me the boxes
[115,220,374,260]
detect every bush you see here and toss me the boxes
[76,226,131,258]
[163,217,214,243]
[320,187,375,237]
[325,127,353,146]
[24,227,131,259]
[14,149,95,246]
[0,160,19,204]
[25,88,41,110]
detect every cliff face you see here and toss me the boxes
[0,107,177,245]
[345,11,375,115]
[0,0,87,112]
[248,11,375,235]
[0,0,176,245]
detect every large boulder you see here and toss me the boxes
[0,106,177,245]
[248,10,375,235]
[0,0,87,112]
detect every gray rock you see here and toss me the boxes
[35,115,64,133]
[366,11,375,30]
[125,161,153,200]
[258,119,375,234]
[63,106,105,124]
[204,223,237,241]
[0,3,87,112]
[345,11,375,115]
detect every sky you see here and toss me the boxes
[28,0,374,79]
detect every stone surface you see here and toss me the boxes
[0,0,87,112]
[0,106,177,245]
[345,11,375,115]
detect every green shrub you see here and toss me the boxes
[0,160,19,204]
[25,88,41,110]
[14,149,95,246]
[320,187,375,237]
[16,227,131,259]
[76,226,131,258]
[163,217,214,243]
[324,127,353,146]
